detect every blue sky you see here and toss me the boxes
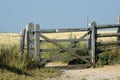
[0,0,120,32]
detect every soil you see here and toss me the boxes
[46,63,120,80]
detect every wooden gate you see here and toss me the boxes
[20,22,97,67]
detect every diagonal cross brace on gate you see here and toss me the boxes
[39,33,90,65]
[39,33,91,64]
[40,33,90,65]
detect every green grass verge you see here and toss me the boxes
[0,44,62,80]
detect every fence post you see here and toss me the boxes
[90,22,97,67]
[20,28,26,55]
[26,23,34,58]
[34,24,40,64]
[117,16,120,45]
[87,25,91,58]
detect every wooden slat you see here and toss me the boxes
[97,33,120,37]
[34,24,40,63]
[40,28,88,33]
[117,16,120,46]
[40,39,87,43]
[90,22,97,67]
[97,41,120,46]
[40,48,87,52]
[20,28,26,55]
[97,24,120,29]
[26,23,34,58]
[45,64,92,69]
[42,56,91,61]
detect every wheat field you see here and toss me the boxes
[0,30,117,44]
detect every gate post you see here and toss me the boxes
[87,25,91,57]
[20,28,26,55]
[34,24,40,64]
[90,22,97,67]
[26,23,34,58]
[117,16,120,46]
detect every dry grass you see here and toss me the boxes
[0,68,62,80]
[0,44,62,80]
[0,33,20,44]
[97,30,117,42]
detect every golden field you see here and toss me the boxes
[0,30,117,44]
[0,33,20,44]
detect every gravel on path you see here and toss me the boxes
[60,65,120,80]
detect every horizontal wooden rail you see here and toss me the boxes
[40,48,87,52]
[42,56,91,61]
[97,33,120,37]
[97,24,120,29]
[97,41,120,46]
[40,39,87,43]
[32,28,89,33]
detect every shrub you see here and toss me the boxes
[96,45,120,66]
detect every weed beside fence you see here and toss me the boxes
[96,45,120,66]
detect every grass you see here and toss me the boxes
[0,44,62,80]
[117,77,120,80]
[0,68,62,80]
[96,45,120,66]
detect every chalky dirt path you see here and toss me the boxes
[48,64,120,80]
[60,65,120,80]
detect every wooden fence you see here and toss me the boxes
[20,17,120,67]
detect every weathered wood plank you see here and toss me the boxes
[117,16,120,46]
[34,24,40,63]
[40,48,87,52]
[40,28,88,33]
[20,28,26,55]
[42,56,91,61]
[26,23,34,58]
[97,33,120,37]
[90,22,97,67]
[97,41,120,46]
[97,24,120,29]
[45,63,92,69]
[87,30,91,51]
[40,39,87,43]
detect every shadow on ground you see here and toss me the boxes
[0,64,31,76]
